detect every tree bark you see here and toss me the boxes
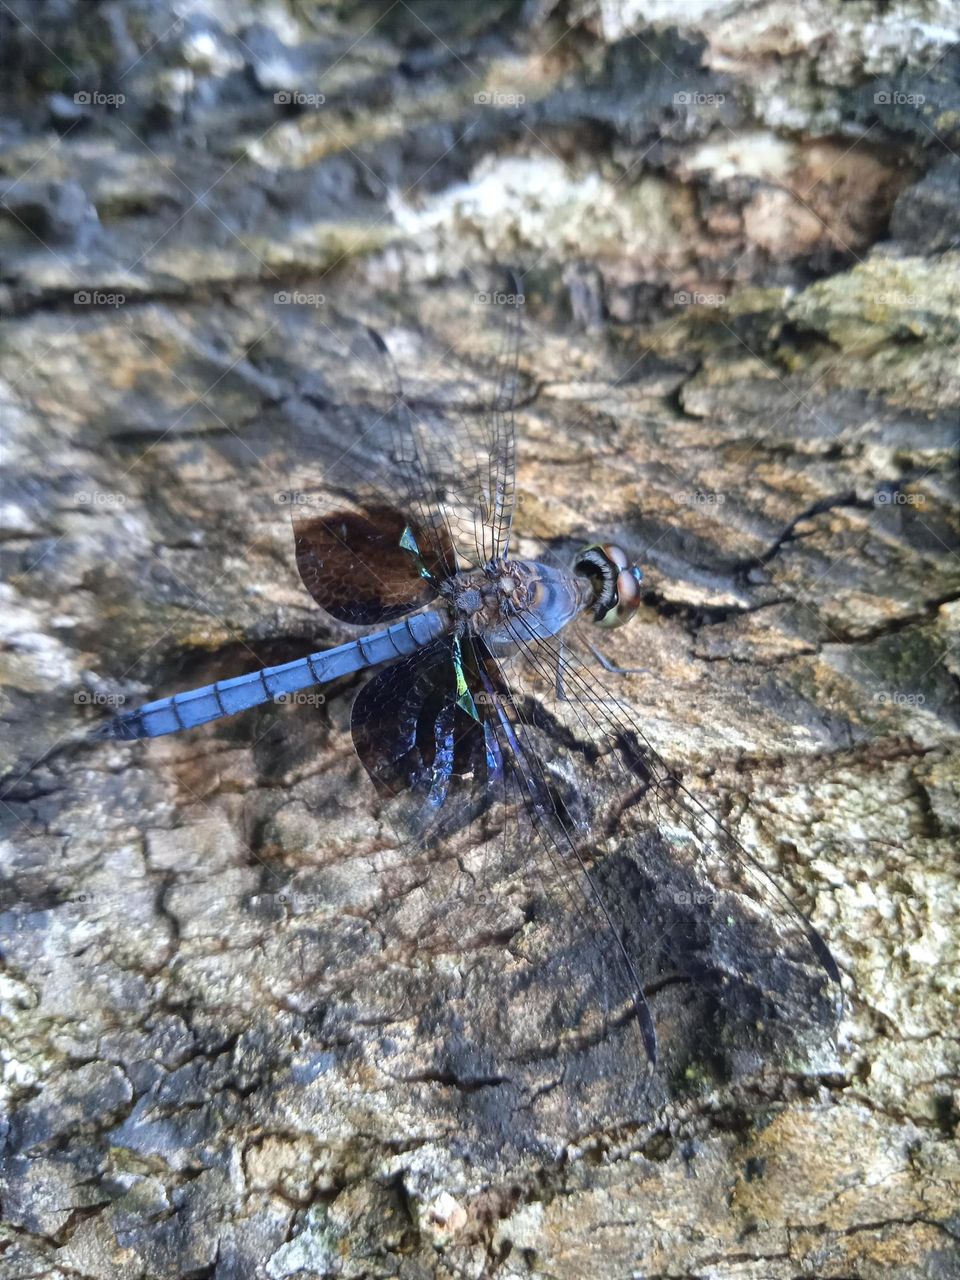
[1,2,958,1278]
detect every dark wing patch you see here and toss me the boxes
[351,636,498,843]
[294,503,452,625]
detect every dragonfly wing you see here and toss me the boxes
[283,318,455,624]
[350,636,500,846]
[293,501,444,626]
[281,272,524,626]
[472,638,661,1064]
[347,630,662,1075]
[398,266,524,567]
[487,616,843,1065]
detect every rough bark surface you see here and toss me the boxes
[1,2,958,1278]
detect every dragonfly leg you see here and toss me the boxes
[554,641,567,701]
[586,640,651,678]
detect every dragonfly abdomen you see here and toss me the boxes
[98,609,450,741]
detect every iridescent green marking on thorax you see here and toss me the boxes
[451,635,479,720]
[400,525,433,580]
[401,526,476,719]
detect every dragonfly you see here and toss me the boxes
[97,274,841,1070]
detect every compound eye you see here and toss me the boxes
[602,543,630,571]
[574,543,644,627]
[616,566,641,618]
[597,565,643,628]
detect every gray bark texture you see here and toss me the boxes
[1,2,959,1277]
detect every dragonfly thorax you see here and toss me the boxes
[443,558,534,636]
[442,558,594,651]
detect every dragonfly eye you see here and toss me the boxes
[574,543,643,628]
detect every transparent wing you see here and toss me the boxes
[380,265,523,567]
[342,630,662,1109]
[337,602,841,1086]
[491,612,843,1059]
[282,270,523,623]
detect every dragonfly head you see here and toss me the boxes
[574,543,643,628]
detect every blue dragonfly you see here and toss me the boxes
[97,276,841,1067]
